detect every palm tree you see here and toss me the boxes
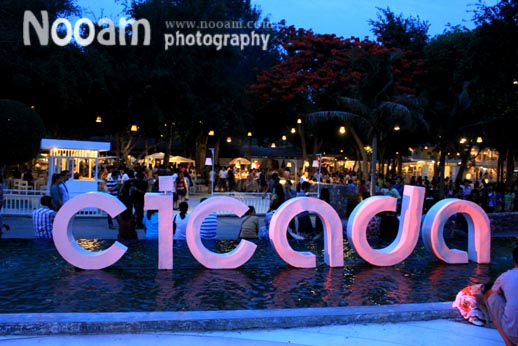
[308,95,426,195]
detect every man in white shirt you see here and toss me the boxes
[218,167,227,191]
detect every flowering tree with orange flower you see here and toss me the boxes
[252,25,426,184]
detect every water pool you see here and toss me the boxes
[0,237,516,313]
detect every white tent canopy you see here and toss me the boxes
[145,152,165,160]
[145,153,195,165]
[169,156,195,164]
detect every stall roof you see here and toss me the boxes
[41,138,110,151]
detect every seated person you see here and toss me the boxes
[453,283,491,326]
[32,195,57,239]
[143,210,159,239]
[485,247,518,346]
[293,181,316,239]
[199,197,217,239]
[239,206,260,239]
[259,199,280,239]
[173,202,190,240]
[116,209,138,241]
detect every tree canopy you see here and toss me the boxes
[0,100,46,166]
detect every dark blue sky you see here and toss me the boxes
[75,0,499,39]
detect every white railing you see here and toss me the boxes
[213,192,272,215]
[2,190,278,217]
[1,189,44,215]
[1,189,104,217]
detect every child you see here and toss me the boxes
[452,283,491,326]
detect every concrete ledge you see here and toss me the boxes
[0,302,460,335]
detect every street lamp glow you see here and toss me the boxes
[297,118,302,124]
[393,125,400,131]
[291,127,296,134]
[247,131,252,137]
[207,148,215,196]
[95,116,102,123]
[459,138,467,144]
[208,130,215,136]
[130,124,138,132]
[281,135,287,141]
[339,126,346,134]
[226,137,232,143]
[476,136,483,143]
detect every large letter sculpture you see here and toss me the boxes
[186,197,257,269]
[269,197,344,268]
[145,193,173,269]
[347,186,425,266]
[421,199,491,264]
[53,192,127,270]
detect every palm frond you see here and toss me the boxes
[306,110,366,124]
[339,97,371,118]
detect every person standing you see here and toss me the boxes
[106,169,122,229]
[32,195,57,239]
[271,173,285,205]
[485,247,518,346]
[133,171,148,229]
[59,170,71,205]
[504,187,515,212]
[49,173,64,211]
[218,167,228,192]
[175,172,189,206]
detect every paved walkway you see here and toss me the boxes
[0,192,506,345]
[0,319,502,345]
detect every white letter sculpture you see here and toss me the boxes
[347,185,425,266]
[269,197,344,268]
[421,199,490,264]
[53,192,127,270]
[145,193,174,269]
[186,197,257,269]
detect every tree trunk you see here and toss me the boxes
[505,148,514,190]
[195,135,208,170]
[370,133,378,196]
[345,126,368,181]
[437,148,447,199]
[298,122,307,172]
[163,124,174,166]
[455,143,473,185]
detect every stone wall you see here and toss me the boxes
[309,183,349,218]
[488,212,518,235]
[308,183,518,235]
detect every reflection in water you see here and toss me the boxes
[173,269,254,311]
[0,238,514,313]
[345,266,412,305]
[51,269,125,312]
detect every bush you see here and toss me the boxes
[0,100,46,166]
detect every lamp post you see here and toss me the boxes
[247,131,252,162]
[312,153,322,198]
[205,147,215,196]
